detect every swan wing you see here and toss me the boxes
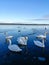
[8,44,22,52]
[34,40,45,47]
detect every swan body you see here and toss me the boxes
[6,36,13,39]
[6,36,22,52]
[34,40,45,48]
[36,32,48,39]
[17,37,28,45]
[36,35,46,39]
[35,32,48,47]
[8,44,22,52]
[34,38,45,48]
[8,42,22,52]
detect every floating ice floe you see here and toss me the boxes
[38,57,46,61]
[17,36,28,45]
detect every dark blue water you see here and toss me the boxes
[0,25,49,65]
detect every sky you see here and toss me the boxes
[0,0,49,24]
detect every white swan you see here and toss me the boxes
[36,32,48,39]
[7,39,22,52]
[34,39,45,48]
[5,33,22,52]
[6,36,13,39]
[17,36,28,45]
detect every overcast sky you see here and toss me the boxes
[0,0,49,24]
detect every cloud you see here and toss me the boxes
[26,19,49,21]
[43,15,49,19]
[25,15,49,22]
[0,15,49,24]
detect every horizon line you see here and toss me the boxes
[0,23,49,25]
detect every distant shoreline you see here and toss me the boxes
[0,23,49,25]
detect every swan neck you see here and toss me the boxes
[44,32,46,36]
[8,39,11,45]
[42,39,44,44]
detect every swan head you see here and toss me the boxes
[44,32,48,36]
[4,32,8,36]
[24,36,28,40]
[45,32,48,34]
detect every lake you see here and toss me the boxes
[0,25,49,65]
